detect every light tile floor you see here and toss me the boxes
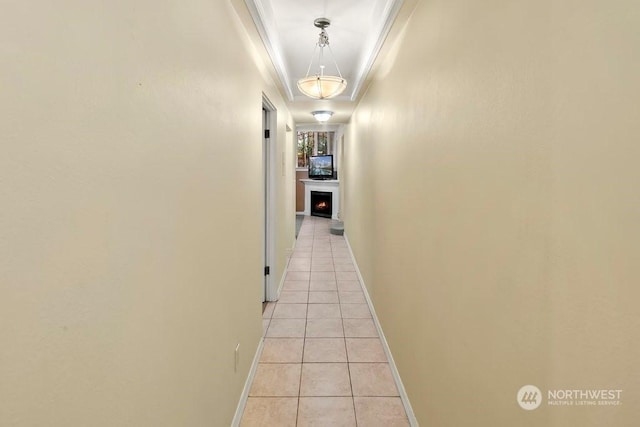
[241,216,410,427]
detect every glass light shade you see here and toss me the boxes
[312,110,333,122]
[297,75,347,99]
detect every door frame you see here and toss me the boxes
[262,94,278,302]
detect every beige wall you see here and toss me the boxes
[271,111,296,298]
[0,1,293,425]
[296,170,309,212]
[344,0,640,425]
[275,127,297,290]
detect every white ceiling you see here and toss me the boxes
[244,0,406,125]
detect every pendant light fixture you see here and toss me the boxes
[297,18,347,100]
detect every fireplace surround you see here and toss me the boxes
[300,179,339,220]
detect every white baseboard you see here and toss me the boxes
[274,269,286,301]
[269,242,298,302]
[233,233,296,422]
[231,337,265,427]
[268,241,297,302]
[266,271,284,302]
[344,232,419,427]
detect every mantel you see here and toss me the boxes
[300,179,339,186]
[300,179,340,220]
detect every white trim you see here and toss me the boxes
[344,231,419,426]
[231,337,265,427]
[350,0,405,101]
[274,235,305,300]
[296,211,305,215]
[275,267,286,300]
[262,92,276,111]
[263,94,278,302]
[244,0,295,101]
[301,179,340,220]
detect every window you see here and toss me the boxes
[297,131,333,168]
[297,131,314,168]
[317,132,328,155]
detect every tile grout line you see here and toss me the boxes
[338,272,359,426]
[295,223,313,427]
[243,217,400,425]
[297,220,323,426]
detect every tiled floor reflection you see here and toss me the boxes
[241,216,410,427]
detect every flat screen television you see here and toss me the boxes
[309,155,334,180]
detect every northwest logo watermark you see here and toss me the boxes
[517,385,542,410]
[517,385,623,410]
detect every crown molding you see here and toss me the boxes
[350,0,405,101]
[244,0,295,101]
[244,0,404,105]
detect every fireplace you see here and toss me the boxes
[301,179,339,220]
[310,191,333,218]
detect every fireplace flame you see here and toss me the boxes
[316,201,328,209]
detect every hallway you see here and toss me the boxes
[240,217,409,426]
[3,1,639,425]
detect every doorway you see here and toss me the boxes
[262,95,277,302]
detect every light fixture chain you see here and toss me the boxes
[326,44,344,79]
[304,43,319,78]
